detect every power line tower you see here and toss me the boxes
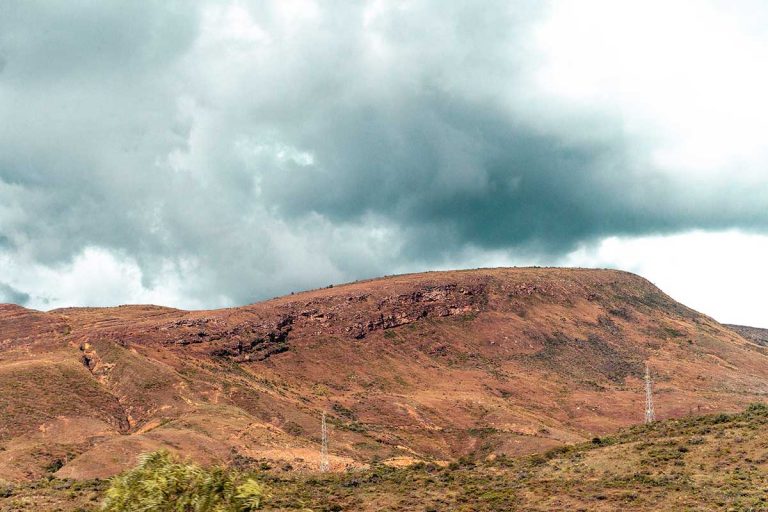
[644,363,656,424]
[320,411,329,472]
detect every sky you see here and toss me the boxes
[0,0,767,326]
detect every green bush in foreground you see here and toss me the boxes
[101,451,267,511]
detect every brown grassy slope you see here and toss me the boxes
[1,267,768,482]
[4,404,768,511]
[262,403,768,511]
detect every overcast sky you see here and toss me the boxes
[1,0,767,326]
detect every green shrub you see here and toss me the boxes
[0,482,13,498]
[101,451,267,511]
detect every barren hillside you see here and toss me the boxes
[1,267,767,482]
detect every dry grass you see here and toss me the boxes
[3,405,768,511]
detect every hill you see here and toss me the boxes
[1,267,767,484]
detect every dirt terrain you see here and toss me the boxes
[1,267,767,484]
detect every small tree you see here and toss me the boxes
[101,451,267,511]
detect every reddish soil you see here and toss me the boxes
[1,267,767,481]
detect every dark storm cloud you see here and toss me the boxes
[0,282,29,305]
[0,0,767,306]
[256,73,764,258]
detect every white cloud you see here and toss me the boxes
[562,231,768,327]
[0,247,218,310]
[534,0,768,179]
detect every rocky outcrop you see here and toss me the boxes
[344,284,484,339]
[149,283,486,360]
[156,315,294,362]
[209,315,294,361]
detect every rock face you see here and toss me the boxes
[157,283,485,354]
[1,267,768,481]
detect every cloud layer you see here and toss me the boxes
[1,1,767,320]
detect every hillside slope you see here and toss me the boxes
[264,403,768,511]
[1,267,767,482]
[5,400,768,510]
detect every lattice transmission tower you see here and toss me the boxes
[644,363,656,424]
[320,411,329,472]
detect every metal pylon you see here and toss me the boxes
[320,411,329,472]
[644,363,656,424]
